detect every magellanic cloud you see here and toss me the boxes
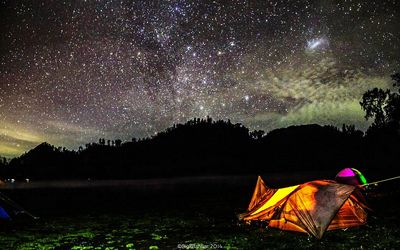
[0,1,399,157]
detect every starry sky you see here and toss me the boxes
[0,0,399,157]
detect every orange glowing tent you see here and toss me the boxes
[240,176,368,239]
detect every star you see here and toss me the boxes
[0,0,398,157]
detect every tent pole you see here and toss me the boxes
[359,176,400,187]
[0,192,39,220]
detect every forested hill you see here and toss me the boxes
[0,117,399,180]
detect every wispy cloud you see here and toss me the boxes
[0,123,44,157]
[0,120,105,157]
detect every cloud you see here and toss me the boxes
[0,127,42,144]
[0,120,104,157]
[280,100,371,130]
[0,123,43,157]
[234,55,392,131]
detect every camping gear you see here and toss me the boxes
[240,176,368,239]
[336,168,367,186]
[0,192,38,220]
[0,179,10,220]
[0,180,38,220]
[359,176,400,187]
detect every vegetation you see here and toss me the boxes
[0,114,398,180]
[0,178,399,249]
[0,73,399,250]
[1,73,399,180]
[360,73,400,134]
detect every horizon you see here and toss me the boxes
[1,1,398,157]
[1,119,361,159]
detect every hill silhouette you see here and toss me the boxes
[1,117,399,180]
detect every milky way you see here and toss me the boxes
[0,0,399,157]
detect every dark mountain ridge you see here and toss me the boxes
[0,118,398,180]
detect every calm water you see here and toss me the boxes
[0,173,399,249]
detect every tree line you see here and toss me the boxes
[0,73,399,180]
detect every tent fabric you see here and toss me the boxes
[336,168,367,186]
[241,177,368,239]
[0,206,10,219]
[247,176,274,211]
[0,179,9,220]
[250,184,299,216]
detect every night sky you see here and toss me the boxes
[0,0,399,157]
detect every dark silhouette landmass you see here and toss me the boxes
[0,118,398,180]
[0,73,399,180]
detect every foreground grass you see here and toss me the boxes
[1,179,399,249]
[0,209,399,250]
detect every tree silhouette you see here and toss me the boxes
[360,73,400,133]
[99,138,105,145]
[250,130,265,140]
[1,109,399,180]
[0,156,6,169]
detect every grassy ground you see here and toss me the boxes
[1,208,399,249]
[0,175,399,249]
